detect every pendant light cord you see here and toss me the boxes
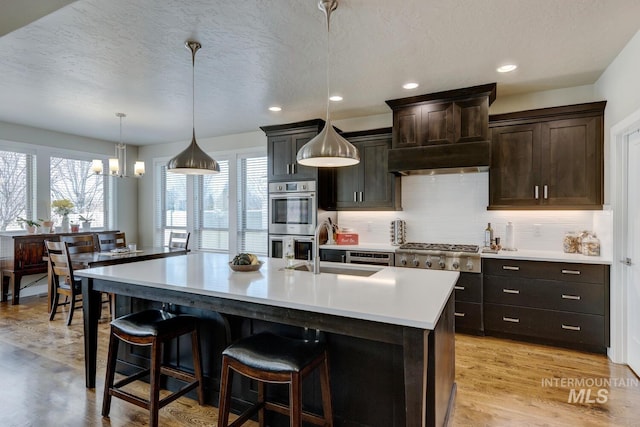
[186,41,201,134]
[324,5,331,122]
[191,45,196,132]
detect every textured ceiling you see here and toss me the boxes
[0,0,639,145]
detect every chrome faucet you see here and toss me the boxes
[312,219,332,274]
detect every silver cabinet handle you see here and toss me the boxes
[292,163,296,174]
[286,164,291,174]
[503,289,520,294]
[561,269,581,275]
[454,312,465,317]
[534,185,539,199]
[359,191,363,202]
[502,266,520,271]
[454,286,465,291]
[503,316,520,323]
[543,184,548,199]
[353,192,358,202]
[341,254,346,263]
[562,294,581,300]
[562,324,581,331]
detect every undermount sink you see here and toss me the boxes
[282,263,381,277]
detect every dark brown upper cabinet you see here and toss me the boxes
[386,83,497,148]
[335,128,401,211]
[488,101,606,210]
[261,119,325,182]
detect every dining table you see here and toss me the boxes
[45,246,188,313]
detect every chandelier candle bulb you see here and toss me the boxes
[134,161,145,176]
[109,158,119,174]
[91,159,103,174]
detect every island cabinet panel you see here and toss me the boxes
[482,258,609,353]
[453,272,483,335]
[489,101,605,210]
[335,128,401,210]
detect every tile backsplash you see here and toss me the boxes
[336,172,612,259]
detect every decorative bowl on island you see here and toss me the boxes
[229,253,263,272]
[228,261,263,272]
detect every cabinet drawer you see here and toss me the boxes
[484,275,605,315]
[484,304,605,347]
[454,301,482,333]
[454,273,482,303]
[483,259,607,284]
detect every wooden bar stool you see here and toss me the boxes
[218,332,333,427]
[102,309,204,427]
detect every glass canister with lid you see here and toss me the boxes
[563,231,581,253]
[581,233,601,256]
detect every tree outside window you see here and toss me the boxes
[50,157,105,227]
[0,150,31,231]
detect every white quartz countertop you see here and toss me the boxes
[75,253,458,330]
[481,249,612,264]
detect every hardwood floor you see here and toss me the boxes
[1,295,639,426]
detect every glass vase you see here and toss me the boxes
[61,215,70,233]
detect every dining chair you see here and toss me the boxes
[46,240,83,326]
[60,234,96,254]
[97,232,127,252]
[168,231,190,250]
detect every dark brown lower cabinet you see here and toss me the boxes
[482,258,609,353]
[453,273,483,335]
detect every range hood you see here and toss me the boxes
[387,142,490,175]
[385,83,495,175]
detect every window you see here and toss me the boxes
[156,151,267,255]
[50,156,106,227]
[157,165,187,245]
[237,155,267,255]
[0,149,35,231]
[199,160,230,252]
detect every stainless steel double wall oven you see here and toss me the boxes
[268,180,334,260]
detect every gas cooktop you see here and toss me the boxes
[396,243,479,253]
[394,242,481,273]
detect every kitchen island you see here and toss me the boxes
[77,253,458,427]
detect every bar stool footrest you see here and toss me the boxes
[113,368,151,389]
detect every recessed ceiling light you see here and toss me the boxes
[268,106,282,112]
[403,82,419,90]
[329,95,343,102]
[497,64,518,73]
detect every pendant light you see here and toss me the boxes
[91,113,145,177]
[296,0,359,167]
[167,40,220,174]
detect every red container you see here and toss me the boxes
[336,233,359,245]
